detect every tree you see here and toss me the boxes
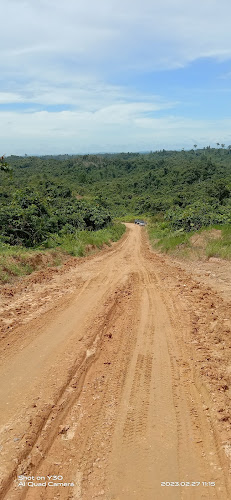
[207,180,230,203]
[0,155,11,172]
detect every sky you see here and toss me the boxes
[1,0,231,155]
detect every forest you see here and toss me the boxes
[0,147,231,281]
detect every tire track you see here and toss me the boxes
[0,224,230,500]
[21,273,141,500]
[1,277,135,500]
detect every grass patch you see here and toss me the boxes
[147,220,191,255]
[147,219,231,261]
[206,225,231,260]
[50,223,126,257]
[0,243,65,284]
[0,223,126,284]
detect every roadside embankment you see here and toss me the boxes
[0,223,125,284]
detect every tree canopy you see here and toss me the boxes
[1,147,231,246]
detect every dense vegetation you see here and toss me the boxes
[0,165,112,247]
[4,147,231,230]
[0,146,231,281]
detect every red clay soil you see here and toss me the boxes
[0,224,230,499]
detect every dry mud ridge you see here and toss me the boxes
[0,224,231,500]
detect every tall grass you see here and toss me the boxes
[147,220,191,254]
[147,220,231,260]
[0,223,126,284]
[206,225,231,259]
[46,223,126,257]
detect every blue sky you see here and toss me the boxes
[1,0,231,154]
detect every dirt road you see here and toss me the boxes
[0,224,230,499]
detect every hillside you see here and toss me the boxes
[5,148,231,219]
[0,148,231,283]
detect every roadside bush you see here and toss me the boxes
[165,203,231,231]
[0,188,112,247]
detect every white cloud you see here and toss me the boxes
[1,109,231,155]
[1,0,231,76]
[0,92,22,104]
[1,0,231,152]
[0,77,175,112]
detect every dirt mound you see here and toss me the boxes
[0,250,69,285]
[26,251,57,269]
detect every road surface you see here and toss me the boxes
[0,224,230,499]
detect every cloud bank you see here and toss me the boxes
[1,0,231,153]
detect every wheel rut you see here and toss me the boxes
[0,224,230,500]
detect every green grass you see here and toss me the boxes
[52,223,126,256]
[0,241,66,283]
[147,220,191,254]
[155,233,191,253]
[0,223,126,283]
[206,225,231,259]
[147,219,231,260]
[0,244,38,283]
